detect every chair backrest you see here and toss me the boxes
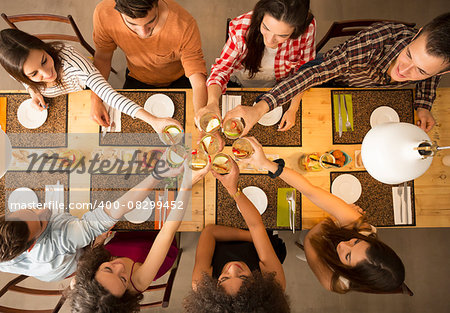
[316,19,416,52]
[225,18,232,43]
[0,274,67,313]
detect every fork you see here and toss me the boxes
[286,190,295,233]
[397,185,403,224]
[343,95,351,130]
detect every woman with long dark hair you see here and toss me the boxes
[0,28,181,130]
[240,137,406,294]
[184,159,290,312]
[200,0,315,131]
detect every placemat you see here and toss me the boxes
[90,173,177,230]
[2,93,67,148]
[100,91,186,146]
[222,91,302,147]
[331,89,414,144]
[330,171,415,227]
[0,171,70,214]
[216,174,301,230]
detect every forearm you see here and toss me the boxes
[134,108,158,126]
[233,192,265,229]
[207,84,223,106]
[189,73,208,115]
[204,224,252,242]
[288,92,303,111]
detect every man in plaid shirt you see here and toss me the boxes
[225,13,450,133]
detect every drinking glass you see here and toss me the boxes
[212,153,232,175]
[166,144,186,168]
[199,134,221,155]
[222,118,244,139]
[188,149,208,170]
[232,138,254,159]
[199,112,221,133]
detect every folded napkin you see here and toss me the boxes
[333,94,354,132]
[0,97,6,131]
[45,180,65,215]
[277,188,294,227]
[392,186,412,225]
[101,103,121,133]
[154,190,175,229]
[221,95,242,119]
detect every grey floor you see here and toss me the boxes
[1,0,450,312]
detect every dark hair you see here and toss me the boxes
[114,0,158,18]
[69,245,143,313]
[310,218,405,294]
[242,0,313,78]
[0,214,35,262]
[0,28,63,92]
[420,12,450,70]
[183,272,290,313]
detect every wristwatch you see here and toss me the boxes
[268,159,285,178]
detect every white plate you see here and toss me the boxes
[124,197,154,224]
[144,94,175,118]
[331,174,362,204]
[370,106,399,128]
[257,105,283,126]
[237,186,268,215]
[17,99,48,129]
[8,187,39,212]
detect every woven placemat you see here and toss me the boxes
[0,171,70,214]
[330,171,415,227]
[100,91,186,146]
[90,173,177,230]
[222,91,302,147]
[331,89,414,144]
[216,174,301,230]
[2,93,67,148]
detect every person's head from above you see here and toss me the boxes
[0,29,62,91]
[310,219,405,293]
[114,0,160,39]
[389,12,450,82]
[217,261,253,295]
[70,245,143,313]
[243,0,312,77]
[184,271,290,313]
[0,207,51,262]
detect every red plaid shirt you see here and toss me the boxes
[260,22,441,111]
[207,11,316,93]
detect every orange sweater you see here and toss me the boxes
[93,0,206,86]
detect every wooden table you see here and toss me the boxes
[205,87,450,229]
[3,89,204,232]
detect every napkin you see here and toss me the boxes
[45,181,65,215]
[333,94,354,132]
[392,186,412,225]
[154,190,175,229]
[101,103,121,134]
[277,188,294,227]
[221,95,242,118]
[0,97,6,131]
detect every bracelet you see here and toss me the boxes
[268,159,285,179]
[230,187,242,198]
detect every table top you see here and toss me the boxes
[205,87,450,229]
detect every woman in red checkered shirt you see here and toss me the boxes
[201,0,316,131]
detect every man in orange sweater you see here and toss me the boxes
[91,0,208,127]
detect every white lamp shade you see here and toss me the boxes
[0,128,12,178]
[361,122,432,184]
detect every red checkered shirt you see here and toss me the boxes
[207,11,316,93]
[260,22,441,111]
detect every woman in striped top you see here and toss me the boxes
[0,28,181,132]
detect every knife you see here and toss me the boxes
[158,191,163,229]
[291,193,296,234]
[163,184,169,223]
[338,94,343,137]
[403,182,408,224]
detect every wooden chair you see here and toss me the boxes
[0,275,67,313]
[1,13,117,74]
[316,19,416,52]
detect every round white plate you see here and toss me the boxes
[237,186,268,215]
[370,106,399,128]
[8,187,39,212]
[124,197,154,224]
[331,174,362,204]
[257,106,283,126]
[17,99,48,129]
[144,94,175,118]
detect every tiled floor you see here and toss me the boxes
[1,1,450,312]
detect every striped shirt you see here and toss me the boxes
[207,11,316,93]
[27,45,142,118]
[260,22,441,111]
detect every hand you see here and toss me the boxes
[28,89,47,111]
[416,108,436,132]
[349,203,366,215]
[278,109,297,131]
[194,102,221,130]
[157,149,185,179]
[211,158,239,195]
[223,101,269,136]
[184,154,212,187]
[237,137,270,170]
[151,117,183,134]
[197,131,225,154]
[90,99,110,127]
